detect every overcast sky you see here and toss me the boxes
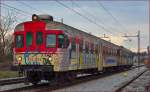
[1,0,149,52]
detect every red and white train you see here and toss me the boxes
[13,14,133,84]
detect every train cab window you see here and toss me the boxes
[58,34,64,48]
[26,32,33,47]
[36,32,43,45]
[15,35,24,48]
[46,34,56,48]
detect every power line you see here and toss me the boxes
[97,1,128,33]
[72,1,123,35]
[55,0,114,35]
[1,4,31,22]
[1,2,32,16]
[2,6,29,18]
[16,1,64,22]
[16,0,46,14]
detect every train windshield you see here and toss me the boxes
[36,32,43,45]
[26,32,33,47]
[46,34,56,48]
[15,34,24,48]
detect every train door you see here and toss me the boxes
[79,36,83,69]
[98,43,103,71]
[69,36,78,70]
[76,36,80,69]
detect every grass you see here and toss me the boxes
[0,71,18,79]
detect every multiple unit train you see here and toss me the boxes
[13,14,133,84]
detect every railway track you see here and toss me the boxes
[1,65,145,92]
[0,77,25,86]
[114,68,148,92]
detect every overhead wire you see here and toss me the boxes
[16,0,46,14]
[72,1,124,35]
[1,1,126,36]
[55,0,114,35]
[97,1,128,34]
[1,3,31,23]
[0,2,32,17]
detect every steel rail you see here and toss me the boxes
[0,65,145,92]
[2,65,145,92]
[0,77,25,86]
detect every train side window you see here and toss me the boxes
[71,37,76,51]
[64,35,69,48]
[96,44,98,54]
[117,49,120,56]
[58,34,64,48]
[36,32,43,45]
[46,34,56,48]
[26,32,33,47]
[103,46,105,54]
[58,34,69,48]
[91,43,94,54]
[85,42,89,53]
[79,39,83,52]
[15,35,24,48]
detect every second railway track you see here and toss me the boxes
[0,77,25,86]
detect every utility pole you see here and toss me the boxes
[123,31,140,67]
[61,18,63,23]
[149,0,150,51]
[100,34,111,42]
[148,0,150,67]
[138,31,140,67]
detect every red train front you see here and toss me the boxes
[14,14,70,84]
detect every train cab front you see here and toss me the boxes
[13,15,67,84]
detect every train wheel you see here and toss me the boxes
[26,71,40,85]
[54,73,63,82]
[32,82,38,85]
[66,72,76,81]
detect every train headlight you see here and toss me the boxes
[18,56,22,61]
[32,14,38,21]
[48,57,52,61]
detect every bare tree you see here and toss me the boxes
[0,10,16,57]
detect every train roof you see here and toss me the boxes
[49,21,121,49]
[14,19,132,52]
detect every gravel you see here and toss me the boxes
[51,67,147,92]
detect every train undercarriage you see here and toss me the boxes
[18,65,132,85]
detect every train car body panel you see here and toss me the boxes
[45,21,101,71]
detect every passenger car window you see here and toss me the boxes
[71,37,76,51]
[58,34,64,48]
[46,34,56,48]
[64,35,69,48]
